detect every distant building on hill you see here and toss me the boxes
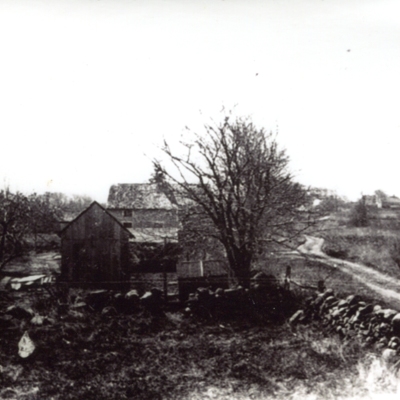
[306,186,348,211]
[363,195,382,208]
[382,196,400,209]
[308,187,338,198]
[362,194,400,209]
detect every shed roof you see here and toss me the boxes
[59,201,135,237]
[107,183,179,210]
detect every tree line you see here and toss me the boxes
[0,190,92,270]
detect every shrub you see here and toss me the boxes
[322,234,349,259]
[390,238,400,269]
[349,198,369,227]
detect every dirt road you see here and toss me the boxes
[298,235,400,310]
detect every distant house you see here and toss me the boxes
[307,187,338,199]
[59,202,133,288]
[363,195,382,208]
[382,196,400,209]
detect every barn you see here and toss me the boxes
[59,201,133,289]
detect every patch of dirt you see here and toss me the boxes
[297,235,326,257]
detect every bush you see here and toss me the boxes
[322,235,349,259]
[349,198,369,227]
[390,238,400,269]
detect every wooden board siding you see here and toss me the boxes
[60,202,131,287]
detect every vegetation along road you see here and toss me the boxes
[298,235,400,309]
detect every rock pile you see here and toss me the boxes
[0,288,165,360]
[0,288,162,325]
[290,289,400,362]
[81,288,164,314]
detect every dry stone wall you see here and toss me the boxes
[290,289,400,361]
[183,272,292,320]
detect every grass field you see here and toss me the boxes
[1,250,400,399]
[262,253,399,310]
[1,289,400,400]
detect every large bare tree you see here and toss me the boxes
[154,115,311,287]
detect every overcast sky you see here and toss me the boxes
[0,0,399,202]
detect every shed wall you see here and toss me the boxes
[61,204,131,286]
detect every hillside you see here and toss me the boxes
[316,206,400,280]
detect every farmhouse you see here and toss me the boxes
[108,183,228,284]
[107,183,180,243]
[59,202,133,288]
[363,194,400,209]
[363,195,382,208]
[107,183,181,273]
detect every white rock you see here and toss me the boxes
[18,331,36,358]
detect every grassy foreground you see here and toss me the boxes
[1,289,400,400]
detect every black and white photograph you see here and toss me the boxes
[1,1,400,398]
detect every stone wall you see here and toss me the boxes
[290,289,400,362]
[183,272,291,319]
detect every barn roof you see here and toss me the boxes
[59,201,135,237]
[107,183,178,210]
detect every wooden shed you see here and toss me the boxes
[59,202,133,288]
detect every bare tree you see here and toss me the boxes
[28,192,68,250]
[41,192,93,217]
[0,188,95,271]
[154,115,310,287]
[374,190,388,201]
[0,188,32,270]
